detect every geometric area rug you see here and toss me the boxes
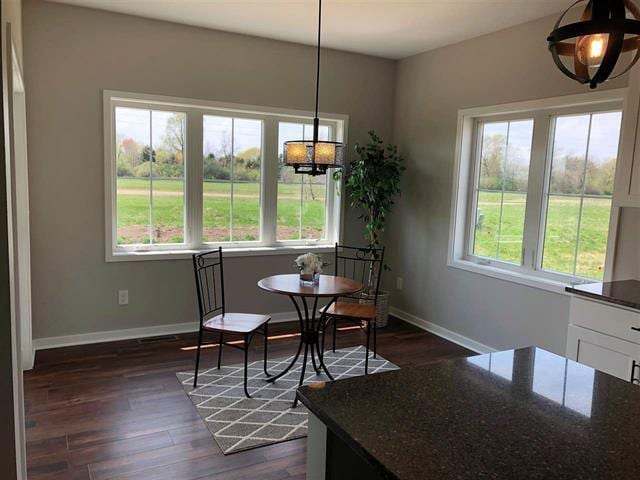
[176,345,398,454]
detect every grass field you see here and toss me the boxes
[116,177,326,244]
[116,179,611,280]
[474,191,611,280]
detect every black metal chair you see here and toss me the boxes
[320,243,385,374]
[192,247,270,398]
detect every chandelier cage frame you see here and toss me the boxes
[548,0,640,88]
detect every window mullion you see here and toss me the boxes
[466,121,483,259]
[186,109,203,249]
[325,123,337,242]
[261,117,279,246]
[148,110,154,245]
[521,112,550,271]
[572,114,594,278]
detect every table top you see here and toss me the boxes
[298,346,640,480]
[257,274,362,298]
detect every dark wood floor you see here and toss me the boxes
[24,317,473,480]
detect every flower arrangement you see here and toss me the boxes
[294,253,328,274]
[294,253,329,285]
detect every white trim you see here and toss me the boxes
[390,306,495,354]
[449,89,626,290]
[108,244,336,262]
[32,311,299,352]
[9,46,32,371]
[105,90,350,124]
[457,89,627,119]
[448,259,570,295]
[2,22,27,480]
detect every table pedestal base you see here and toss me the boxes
[266,295,337,407]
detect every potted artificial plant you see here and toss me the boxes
[337,131,404,327]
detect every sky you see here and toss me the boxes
[115,107,330,158]
[482,110,623,170]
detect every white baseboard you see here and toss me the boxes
[32,311,299,352]
[390,306,495,354]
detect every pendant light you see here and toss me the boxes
[548,0,640,89]
[283,0,346,176]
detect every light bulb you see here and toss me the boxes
[577,33,609,67]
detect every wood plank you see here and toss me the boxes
[24,317,473,479]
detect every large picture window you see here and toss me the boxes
[105,92,347,260]
[451,90,625,285]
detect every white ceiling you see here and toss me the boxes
[47,0,564,59]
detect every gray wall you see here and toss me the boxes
[387,14,629,355]
[23,0,396,339]
[3,0,20,67]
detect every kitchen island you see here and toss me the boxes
[298,347,640,479]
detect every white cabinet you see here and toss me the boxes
[604,69,640,281]
[566,298,640,384]
[615,66,640,207]
[567,324,639,382]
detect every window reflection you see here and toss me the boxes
[467,348,595,418]
[532,349,594,417]
[467,350,514,381]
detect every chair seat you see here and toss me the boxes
[322,301,377,320]
[203,313,270,334]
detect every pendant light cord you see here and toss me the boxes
[315,0,322,120]
[312,0,322,143]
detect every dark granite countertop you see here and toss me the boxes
[298,347,640,480]
[566,279,640,311]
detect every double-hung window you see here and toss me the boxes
[450,90,625,286]
[104,91,347,260]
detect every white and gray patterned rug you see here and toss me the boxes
[176,345,398,454]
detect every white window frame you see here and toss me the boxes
[103,91,348,262]
[448,89,626,294]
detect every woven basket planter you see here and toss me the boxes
[359,290,390,328]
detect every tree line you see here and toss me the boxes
[480,134,616,196]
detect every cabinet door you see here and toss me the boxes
[567,324,640,383]
[615,67,640,206]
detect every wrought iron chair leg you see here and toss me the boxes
[310,341,320,375]
[373,319,377,359]
[332,317,337,352]
[365,322,371,375]
[320,315,327,362]
[243,334,252,399]
[217,332,224,369]
[193,327,204,388]
[263,324,269,377]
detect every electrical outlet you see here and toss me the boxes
[118,290,129,305]
[396,277,403,290]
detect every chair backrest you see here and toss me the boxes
[334,243,385,304]
[192,247,225,325]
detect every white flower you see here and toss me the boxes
[295,253,326,274]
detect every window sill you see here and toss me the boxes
[107,244,336,262]
[448,258,571,295]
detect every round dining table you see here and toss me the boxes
[257,274,362,407]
